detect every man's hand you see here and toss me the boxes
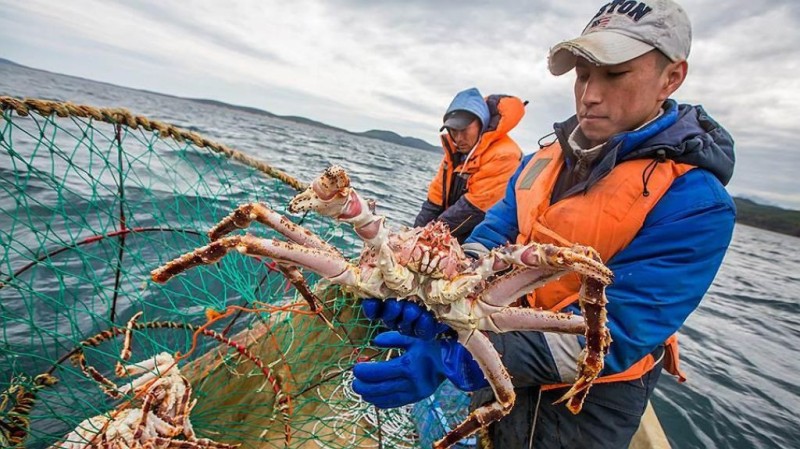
[361,298,450,340]
[352,331,489,409]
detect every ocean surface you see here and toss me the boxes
[2,62,799,448]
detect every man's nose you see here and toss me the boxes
[580,80,603,106]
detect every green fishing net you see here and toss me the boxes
[0,98,471,449]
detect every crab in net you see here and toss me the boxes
[51,312,239,449]
[151,165,613,449]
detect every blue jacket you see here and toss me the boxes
[465,100,736,379]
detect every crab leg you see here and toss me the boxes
[207,202,344,311]
[151,235,361,289]
[464,243,612,414]
[156,376,192,429]
[0,373,58,448]
[434,329,515,449]
[475,266,566,307]
[479,247,610,414]
[208,202,339,254]
[493,243,613,286]
[492,243,612,413]
[427,241,611,307]
[268,264,317,311]
[462,263,582,334]
[71,351,124,399]
[554,277,611,413]
[115,311,144,377]
[373,242,416,295]
[151,436,240,449]
[70,313,149,401]
[134,384,175,439]
[475,307,586,334]
[436,281,608,447]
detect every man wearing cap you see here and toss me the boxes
[413,87,525,242]
[353,0,735,447]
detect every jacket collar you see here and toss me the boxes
[550,99,735,194]
[554,100,680,170]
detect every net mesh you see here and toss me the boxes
[0,98,471,449]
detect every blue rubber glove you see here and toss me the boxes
[352,331,489,409]
[361,297,450,340]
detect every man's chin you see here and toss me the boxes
[580,128,612,147]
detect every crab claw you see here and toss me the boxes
[288,166,386,245]
[501,243,614,286]
[562,246,614,286]
[288,165,352,216]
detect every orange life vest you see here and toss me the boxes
[515,142,690,386]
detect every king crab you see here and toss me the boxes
[151,166,613,449]
[51,312,239,449]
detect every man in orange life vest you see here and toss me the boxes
[414,87,525,243]
[353,0,736,447]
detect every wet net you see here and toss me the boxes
[0,97,472,448]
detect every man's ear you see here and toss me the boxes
[660,60,688,101]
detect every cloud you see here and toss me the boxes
[1,0,799,208]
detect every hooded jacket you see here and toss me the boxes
[466,99,735,379]
[415,88,524,242]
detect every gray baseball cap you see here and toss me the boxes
[548,0,692,76]
[441,110,479,131]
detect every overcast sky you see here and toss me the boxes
[2,0,799,208]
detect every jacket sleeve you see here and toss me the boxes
[463,153,532,253]
[463,143,522,212]
[435,196,485,242]
[484,169,736,385]
[597,169,736,374]
[414,200,444,228]
[426,159,446,206]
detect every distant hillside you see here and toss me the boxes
[192,100,438,151]
[734,197,800,237]
[354,130,439,152]
[0,58,437,152]
[190,98,349,133]
[0,57,21,66]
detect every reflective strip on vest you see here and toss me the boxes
[515,143,694,385]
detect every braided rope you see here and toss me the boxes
[0,96,308,191]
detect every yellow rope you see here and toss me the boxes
[0,96,308,192]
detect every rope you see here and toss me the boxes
[0,96,308,191]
